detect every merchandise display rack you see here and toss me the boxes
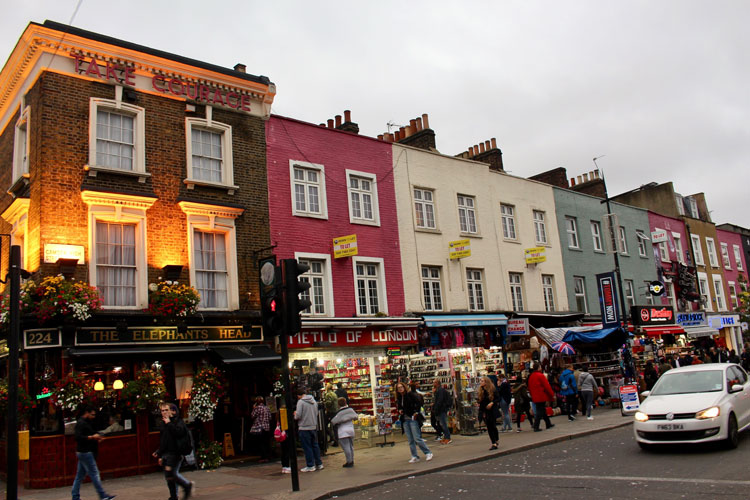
[322,358,374,414]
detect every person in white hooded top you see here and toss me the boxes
[294,388,323,472]
[331,397,358,467]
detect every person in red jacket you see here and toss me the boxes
[527,363,555,432]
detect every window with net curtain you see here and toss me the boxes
[96,110,134,171]
[96,222,136,307]
[191,128,223,182]
[193,229,228,309]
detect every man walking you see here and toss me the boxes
[528,363,555,432]
[431,378,452,444]
[295,388,324,472]
[71,405,116,500]
[153,403,194,500]
[559,364,578,421]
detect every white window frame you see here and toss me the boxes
[624,279,635,309]
[720,242,732,270]
[542,274,555,312]
[295,252,334,317]
[573,276,588,314]
[697,272,711,311]
[289,160,328,219]
[422,266,444,312]
[352,256,388,316]
[658,240,670,263]
[413,187,437,230]
[618,226,628,255]
[185,111,238,194]
[501,204,517,240]
[734,245,744,271]
[179,201,243,311]
[674,194,685,216]
[88,94,147,181]
[466,268,485,312]
[728,281,738,310]
[712,275,726,311]
[672,233,684,265]
[688,197,699,218]
[591,221,603,252]
[1,198,30,271]
[566,217,579,249]
[12,105,30,185]
[346,169,380,226]
[636,230,648,257]
[533,210,548,245]
[457,194,478,234]
[706,237,719,267]
[82,191,156,309]
[509,272,524,312]
[691,235,704,266]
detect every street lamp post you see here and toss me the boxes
[6,245,22,500]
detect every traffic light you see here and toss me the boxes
[282,258,312,334]
[259,256,283,337]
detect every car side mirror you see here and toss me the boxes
[730,384,744,393]
[640,391,650,398]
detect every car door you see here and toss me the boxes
[728,366,750,428]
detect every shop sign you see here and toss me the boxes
[648,281,665,296]
[631,305,674,326]
[36,387,53,400]
[597,272,620,328]
[507,318,529,336]
[287,327,418,348]
[43,244,85,264]
[449,239,471,260]
[675,312,707,327]
[24,328,62,350]
[651,229,668,243]
[619,384,641,414]
[75,325,263,346]
[708,315,740,330]
[386,347,401,356]
[524,247,546,264]
[333,234,358,258]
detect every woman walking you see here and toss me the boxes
[497,372,513,432]
[249,396,272,462]
[578,365,599,420]
[477,376,500,450]
[512,379,534,432]
[395,381,433,463]
[559,364,578,421]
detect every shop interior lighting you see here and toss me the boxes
[112,379,124,390]
[94,379,104,391]
[336,358,342,364]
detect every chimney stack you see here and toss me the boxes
[327,119,334,129]
[380,113,436,151]
[233,63,246,73]
[463,137,504,172]
[570,177,576,186]
[335,115,342,127]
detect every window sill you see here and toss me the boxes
[503,238,521,245]
[86,165,150,183]
[350,218,381,227]
[460,233,482,239]
[415,227,441,235]
[7,173,30,197]
[184,178,239,195]
[292,211,329,220]
[568,246,582,252]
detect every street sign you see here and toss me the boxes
[619,384,641,415]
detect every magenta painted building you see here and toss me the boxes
[716,228,749,310]
[647,211,690,307]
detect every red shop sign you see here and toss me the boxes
[288,327,418,349]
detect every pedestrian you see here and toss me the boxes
[729,349,740,364]
[512,379,534,432]
[249,396,272,462]
[431,378,452,444]
[741,346,750,371]
[658,358,671,376]
[323,383,339,446]
[643,361,658,390]
[294,388,324,472]
[477,376,500,450]
[153,402,194,500]
[497,372,513,432]
[335,382,350,406]
[578,365,598,420]
[528,363,555,432]
[71,405,116,500]
[395,381,433,463]
[331,397,358,467]
[558,364,578,421]
[486,367,498,387]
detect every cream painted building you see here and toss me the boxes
[392,143,570,315]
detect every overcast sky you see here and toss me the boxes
[2,1,748,227]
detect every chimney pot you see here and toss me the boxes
[344,110,352,122]
[377,134,384,141]
[409,119,417,132]
[593,170,599,179]
[577,175,583,184]
[583,173,589,182]
[479,143,486,153]
[416,117,423,131]
[395,130,401,141]
[468,146,474,156]
[386,132,394,142]
[233,63,246,73]
[335,115,342,127]
[319,123,326,127]
[484,140,491,151]
[421,113,430,129]
[491,138,497,149]
[327,119,334,129]
[570,178,576,186]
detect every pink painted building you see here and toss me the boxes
[647,211,691,307]
[716,228,749,310]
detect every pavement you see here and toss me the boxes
[1,408,633,500]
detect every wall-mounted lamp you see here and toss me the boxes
[94,379,104,391]
[57,258,78,278]
[112,379,124,390]
[162,264,183,281]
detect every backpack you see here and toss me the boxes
[177,423,193,456]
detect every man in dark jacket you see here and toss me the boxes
[335,382,350,405]
[431,378,452,444]
[152,403,194,500]
[527,363,555,432]
[71,405,116,500]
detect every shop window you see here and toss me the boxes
[509,272,524,312]
[66,363,137,436]
[691,235,704,266]
[297,254,332,316]
[185,113,237,193]
[12,105,30,185]
[414,188,436,229]
[88,95,146,181]
[422,266,443,312]
[501,204,517,240]
[706,237,719,267]
[574,276,588,313]
[566,216,579,249]
[542,274,555,312]
[618,226,628,255]
[346,170,379,225]
[590,221,603,252]
[353,257,386,316]
[636,230,648,257]
[720,242,732,270]
[290,160,327,219]
[733,245,743,271]
[466,268,485,311]
[457,194,477,234]
[533,210,547,244]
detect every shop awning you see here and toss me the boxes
[684,326,721,339]
[532,327,568,346]
[423,314,508,328]
[68,345,208,356]
[563,327,631,344]
[212,345,280,364]
[642,325,685,337]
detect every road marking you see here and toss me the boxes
[437,471,750,486]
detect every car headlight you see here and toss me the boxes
[695,406,720,419]
[634,411,649,422]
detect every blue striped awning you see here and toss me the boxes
[423,314,508,328]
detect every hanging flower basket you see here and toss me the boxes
[121,368,168,411]
[0,379,37,424]
[195,438,223,469]
[0,275,101,326]
[145,280,200,323]
[188,366,227,422]
[51,372,96,414]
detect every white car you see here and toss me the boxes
[633,363,750,449]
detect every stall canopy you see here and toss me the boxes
[423,314,508,328]
[684,326,721,339]
[562,326,631,345]
[642,325,685,337]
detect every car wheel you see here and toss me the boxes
[637,441,652,451]
[725,413,739,449]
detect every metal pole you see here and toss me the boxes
[6,245,21,500]
[279,333,299,491]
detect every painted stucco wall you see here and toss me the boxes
[716,228,749,309]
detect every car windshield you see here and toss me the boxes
[650,370,724,395]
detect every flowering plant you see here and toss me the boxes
[0,275,101,325]
[0,380,37,423]
[195,438,223,469]
[188,365,227,422]
[146,280,200,321]
[51,372,96,413]
[120,368,167,411]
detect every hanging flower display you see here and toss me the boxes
[195,438,223,469]
[187,365,227,422]
[51,372,96,413]
[0,275,101,326]
[121,368,168,411]
[145,280,201,322]
[0,379,37,423]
